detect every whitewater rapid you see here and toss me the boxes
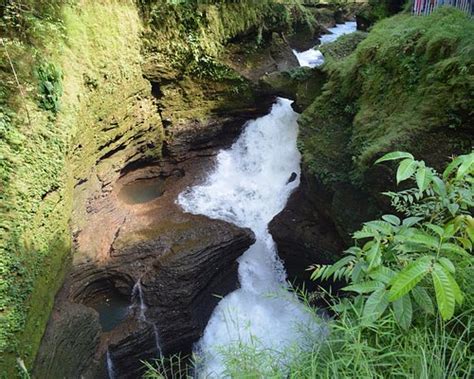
[178,98,321,376]
[293,21,357,67]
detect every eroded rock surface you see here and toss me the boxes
[35,155,255,379]
[270,172,345,290]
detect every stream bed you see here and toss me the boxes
[293,21,357,67]
[178,99,321,376]
[177,20,357,377]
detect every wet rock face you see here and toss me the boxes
[269,172,345,291]
[223,32,300,83]
[33,303,101,379]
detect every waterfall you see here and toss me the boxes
[106,350,115,379]
[293,21,357,67]
[131,280,162,355]
[131,280,147,322]
[153,324,162,355]
[178,98,321,377]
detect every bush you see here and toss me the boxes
[312,152,474,327]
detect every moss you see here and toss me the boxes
[260,67,327,112]
[319,31,368,62]
[140,0,315,81]
[299,8,474,188]
[356,0,407,28]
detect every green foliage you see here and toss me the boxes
[357,0,407,26]
[0,0,67,44]
[311,152,474,327]
[288,310,474,378]
[36,62,62,113]
[319,31,368,62]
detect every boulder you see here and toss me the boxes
[259,67,326,113]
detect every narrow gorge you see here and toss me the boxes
[1,1,472,378]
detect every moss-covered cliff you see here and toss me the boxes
[0,2,162,375]
[298,7,473,238]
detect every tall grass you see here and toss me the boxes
[144,305,473,378]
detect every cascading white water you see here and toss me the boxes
[131,280,162,355]
[106,350,115,379]
[131,280,147,322]
[293,21,357,67]
[178,98,321,377]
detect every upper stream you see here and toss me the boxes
[177,21,357,377]
[293,21,357,67]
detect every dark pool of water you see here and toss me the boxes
[118,177,166,204]
[89,293,130,332]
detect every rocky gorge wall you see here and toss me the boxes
[1,2,162,375]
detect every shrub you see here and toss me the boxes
[311,152,474,328]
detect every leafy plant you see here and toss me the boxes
[311,152,474,328]
[36,62,62,113]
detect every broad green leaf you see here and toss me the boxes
[393,294,413,330]
[382,214,401,226]
[456,237,472,251]
[406,230,439,249]
[467,221,474,243]
[369,266,396,284]
[447,203,460,216]
[397,158,417,184]
[365,220,394,235]
[366,239,382,271]
[438,257,455,273]
[353,230,376,239]
[416,166,432,192]
[443,223,457,238]
[456,154,474,180]
[362,289,389,325]
[425,223,444,237]
[440,243,469,257]
[402,217,424,227]
[343,281,384,294]
[443,156,462,179]
[446,269,463,305]
[388,256,432,301]
[411,287,434,315]
[346,246,363,256]
[405,230,439,250]
[375,151,414,164]
[351,261,365,282]
[431,176,447,197]
[432,264,455,320]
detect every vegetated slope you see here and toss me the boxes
[298,7,473,234]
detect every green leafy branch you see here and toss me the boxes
[310,151,474,329]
